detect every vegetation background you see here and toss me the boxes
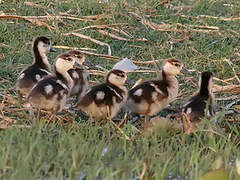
[0,0,239,179]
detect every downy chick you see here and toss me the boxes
[27,53,79,114]
[127,58,190,121]
[16,36,56,100]
[66,50,93,100]
[78,69,127,121]
[183,71,215,122]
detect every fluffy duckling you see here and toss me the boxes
[78,69,127,120]
[16,36,56,100]
[27,53,78,114]
[182,71,215,122]
[66,50,93,100]
[127,58,190,121]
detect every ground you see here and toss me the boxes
[0,0,240,179]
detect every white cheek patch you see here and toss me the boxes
[96,91,105,100]
[186,108,192,114]
[134,88,143,96]
[44,84,53,95]
[35,74,41,81]
[18,73,25,80]
[72,71,79,79]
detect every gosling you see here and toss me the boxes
[127,58,190,121]
[16,36,56,101]
[78,69,128,121]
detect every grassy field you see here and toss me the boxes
[0,0,240,179]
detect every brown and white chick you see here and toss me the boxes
[127,58,190,121]
[16,36,56,100]
[66,50,93,100]
[78,69,128,121]
[27,53,78,115]
[182,71,215,122]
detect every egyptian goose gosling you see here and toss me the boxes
[16,36,56,100]
[183,71,215,122]
[127,58,190,121]
[66,50,93,100]
[27,53,78,114]
[78,69,128,121]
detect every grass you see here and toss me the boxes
[0,0,240,179]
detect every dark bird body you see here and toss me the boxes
[127,58,190,121]
[16,36,55,99]
[78,69,127,120]
[183,71,215,122]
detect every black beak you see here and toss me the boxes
[73,61,82,69]
[180,66,192,74]
[125,78,135,86]
[50,47,57,52]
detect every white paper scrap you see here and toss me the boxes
[113,58,138,71]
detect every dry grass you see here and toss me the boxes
[0,0,239,179]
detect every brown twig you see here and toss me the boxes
[213,77,232,85]
[224,59,240,84]
[130,13,219,34]
[213,84,240,94]
[81,14,112,20]
[98,30,130,41]
[0,43,12,48]
[176,23,219,30]
[59,13,112,21]
[67,32,112,55]
[179,14,240,22]
[51,45,174,65]
[88,70,107,76]
[0,114,14,123]
[149,49,161,78]
[118,113,128,128]
[216,95,239,101]
[53,45,97,52]
[0,15,52,30]
[24,1,46,9]
[63,23,128,36]
[126,70,156,73]
[197,15,240,21]
[106,106,131,141]
[140,163,147,180]
[141,18,185,33]
[106,26,133,38]
[59,48,122,61]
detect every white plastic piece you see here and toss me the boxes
[113,57,138,71]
